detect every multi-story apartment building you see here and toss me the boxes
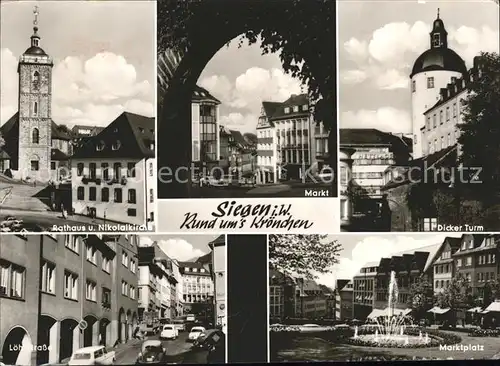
[340,129,412,206]
[352,262,378,320]
[295,279,328,319]
[452,234,498,298]
[0,234,139,365]
[269,269,296,320]
[71,111,156,229]
[179,261,213,312]
[333,280,353,321]
[172,259,184,317]
[137,243,178,321]
[219,127,255,178]
[191,86,221,171]
[432,236,461,293]
[339,148,355,229]
[372,244,440,317]
[421,57,483,158]
[256,94,315,183]
[209,235,226,331]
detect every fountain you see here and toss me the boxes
[351,271,432,347]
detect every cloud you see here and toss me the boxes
[342,21,500,90]
[139,236,206,262]
[157,239,206,262]
[198,67,302,133]
[0,49,153,126]
[341,70,368,84]
[315,235,450,288]
[340,107,412,133]
[219,112,259,133]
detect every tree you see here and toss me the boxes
[407,279,434,321]
[268,235,342,280]
[243,132,257,146]
[435,274,474,326]
[157,0,335,129]
[483,279,500,307]
[458,52,500,201]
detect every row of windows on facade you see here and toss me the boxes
[0,256,136,303]
[425,102,460,131]
[283,104,309,114]
[76,186,153,205]
[76,162,155,179]
[435,254,496,274]
[411,76,459,93]
[427,130,458,154]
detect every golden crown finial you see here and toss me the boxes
[33,5,39,26]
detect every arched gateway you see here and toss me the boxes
[157,0,337,198]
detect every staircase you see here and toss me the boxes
[0,183,50,212]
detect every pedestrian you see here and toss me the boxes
[98,333,102,345]
[61,203,67,219]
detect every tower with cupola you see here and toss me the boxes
[410,9,467,158]
[17,6,53,180]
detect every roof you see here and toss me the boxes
[71,111,154,159]
[382,145,457,190]
[485,300,500,313]
[262,102,282,119]
[51,148,69,161]
[196,252,212,265]
[23,45,48,56]
[340,129,412,150]
[411,48,467,78]
[208,235,225,248]
[0,112,71,140]
[269,94,309,121]
[192,85,221,104]
[0,150,10,159]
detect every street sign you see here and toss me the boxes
[78,320,88,331]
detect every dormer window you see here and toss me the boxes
[139,127,144,133]
[432,34,441,47]
[284,107,290,114]
[293,106,299,112]
[96,141,105,151]
[302,104,308,111]
[112,140,121,150]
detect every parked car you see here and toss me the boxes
[188,326,206,342]
[173,319,185,332]
[0,216,16,227]
[68,346,115,365]
[193,329,224,350]
[136,340,167,364]
[160,324,178,340]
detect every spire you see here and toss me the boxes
[430,9,448,49]
[31,5,40,47]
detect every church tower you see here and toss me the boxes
[17,6,53,180]
[410,9,467,159]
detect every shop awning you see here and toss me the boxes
[485,300,500,313]
[367,309,384,319]
[467,307,483,313]
[427,306,450,314]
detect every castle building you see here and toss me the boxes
[0,11,71,181]
[410,10,467,159]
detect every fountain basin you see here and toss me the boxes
[352,334,434,347]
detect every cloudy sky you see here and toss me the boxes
[0,1,154,127]
[314,234,458,289]
[198,37,303,134]
[339,0,499,133]
[140,234,220,262]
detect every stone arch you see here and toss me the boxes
[158,1,336,198]
[99,318,111,347]
[59,318,79,362]
[37,315,57,365]
[118,307,125,344]
[32,128,40,144]
[2,326,33,365]
[83,314,99,347]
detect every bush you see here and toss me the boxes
[467,329,500,337]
